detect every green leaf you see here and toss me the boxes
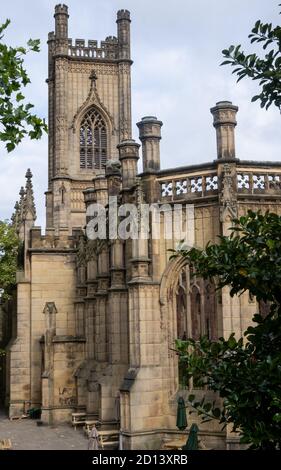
[251,95,261,102]
[16,92,24,102]
[6,142,15,152]
[0,20,47,153]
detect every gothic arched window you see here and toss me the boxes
[80,108,107,169]
[175,267,218,342]
[191,286,201,340]
[176,285,187,340]
[204,282,217,340]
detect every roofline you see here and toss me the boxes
[139,159,281,178]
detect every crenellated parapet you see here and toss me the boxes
[68,37,118,60]
[117,9,131,21]
[54,3,69,15]
[29,226,81,251]
[50,5,130,62]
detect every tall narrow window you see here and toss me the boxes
[204,282,217,340]
[80,108,107,169]
[191,286,201,340]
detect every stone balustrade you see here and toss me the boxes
[158,171,218,201]
[237,168,281,194]
[157,163,281,202]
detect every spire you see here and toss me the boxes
[10,170,36,244]
[11,201,21,233]
[18,186,26,222]
[23,168,37,222]
[11,186,26,240]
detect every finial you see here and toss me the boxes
[54,4,69,15]
[117,9,131,21]
[89,70,98,85]
[23,168,37,221]
[15,187,25,229]
[19,186,25,199]
[25,168,33,180]
[11,201,21,232]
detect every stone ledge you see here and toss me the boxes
[28,249,76,254]
[52,335,86,343]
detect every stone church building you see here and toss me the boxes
[1,4,281,449]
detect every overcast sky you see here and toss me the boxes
[0,0,280,226]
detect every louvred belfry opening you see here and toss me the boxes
[80,108,108,169]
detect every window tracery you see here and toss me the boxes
[80,108,107,169]
[175,265,218,389]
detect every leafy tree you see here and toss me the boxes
[0,220,19,300]
[0,19,47,153]
[172,211,281,449]
[221,4,281,111]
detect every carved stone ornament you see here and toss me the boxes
[220,163,237,222]
[71,69,115,133]
[68,63,118,75]
[76,235,87,267]
[95,239,108,256]
[86,239,98,261]
[135,177,146,230]
[119,118,130,140]
[43,302,58,314]
[89,69,98,83]
[105,159,121,175]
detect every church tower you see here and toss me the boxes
[7,2,278,451]
[46,4,132,230]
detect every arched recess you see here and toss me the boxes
[160,256,218,396]
[71,95,115,175]
[159,256,189,398]
[71,77,115,138]
[79,107,108,170]
[78,105,112,170]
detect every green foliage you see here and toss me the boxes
[221,5,281,110]
[176,314,281,449]
[0,19,47,153]
[173,211,281,449]
[0,220,19,300]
